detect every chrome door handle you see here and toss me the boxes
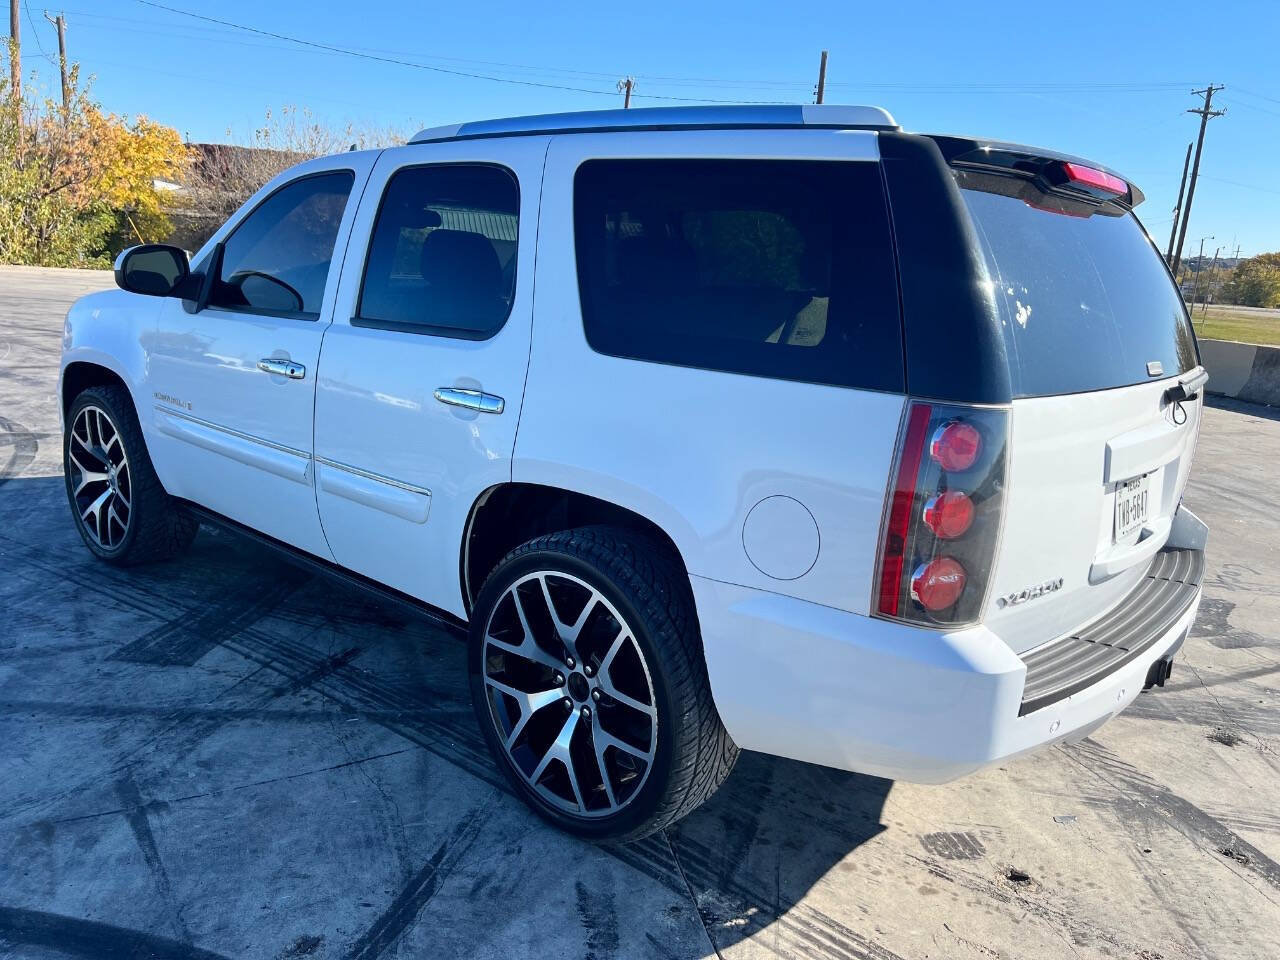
[257,358,306,379]
[434,387,504,414]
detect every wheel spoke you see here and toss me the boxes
[485,676,562,748]
[598,627,626,675]
[115,473,131,508]
[594,725,653,762]
[600,684,655,717]
[529,709,579,787]
[590,714,619,808]
[539,575,596,662]
[81,487,110,524]
[486,631,565,674]
[107,501,126,544]
[72,464,110,496]
[596,631,656,717]
[70,431,106,470]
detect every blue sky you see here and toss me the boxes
[17,0,1280,256]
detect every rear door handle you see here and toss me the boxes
[434,387,504,414]
[257,358,306,380]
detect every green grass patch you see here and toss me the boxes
[1188,305,1280,346]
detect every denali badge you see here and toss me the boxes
[153,391,192,411]
[998,578,1064,608]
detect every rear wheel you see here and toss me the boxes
[469,525,738,841]
[63,385,197,565]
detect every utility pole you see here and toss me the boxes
[1202,245,1221,317]
[1189,234,1213,317]
[1166,142,1192,263]
[44,11,68,117]
[617,76,633,109]
[8,0,19,104]
[1170,85,1226,279]
[814,50,828,104]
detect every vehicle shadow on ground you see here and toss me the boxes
[2,473,893,959]
[1205,394,1280,422]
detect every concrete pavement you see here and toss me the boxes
[2,264,1279,960]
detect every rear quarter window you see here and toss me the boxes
[573,158,903,392]
[958,170,1198,397]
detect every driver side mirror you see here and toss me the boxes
[114,244,197,298]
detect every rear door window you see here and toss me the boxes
[573,159,903,391]
[356,164,519,338]
[958,170,1198,397]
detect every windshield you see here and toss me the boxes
[958,170,1198,398]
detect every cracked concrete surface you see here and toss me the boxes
[2,264,1278,959]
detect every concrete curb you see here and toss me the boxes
[1199,338,1280,406]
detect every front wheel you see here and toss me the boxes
[469,526,738,842]
[63,385,198,565]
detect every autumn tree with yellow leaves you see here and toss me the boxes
[1,53,189,267]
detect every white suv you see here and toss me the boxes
[59,105,1208,840]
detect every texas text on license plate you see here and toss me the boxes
[1115,473,1151,541]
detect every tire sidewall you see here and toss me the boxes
[63,388,140,562]
[469,542,681,840]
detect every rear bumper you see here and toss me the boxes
[691,550,1202,784]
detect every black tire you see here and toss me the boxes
[469,525,738,842]
[63,384,198,565]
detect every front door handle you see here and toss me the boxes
[257,358,306,380]
[434,387,504,414]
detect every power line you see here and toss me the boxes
[1220,97,1280,119]
[1233,85,1280,106]
[124,3,1219,104]
[22,1,47,58]
[1199,175,1280,197]
[63,8,627,83]
[130,0,779,103]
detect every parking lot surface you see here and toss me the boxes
[2,264,1279,959]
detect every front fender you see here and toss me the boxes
[59,289,157,430]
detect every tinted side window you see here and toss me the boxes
[574,159,903,391]
[357,165,519,337]
[210,171,354,317]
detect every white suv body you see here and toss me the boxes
[59,105,1207,839]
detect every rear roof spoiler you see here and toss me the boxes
[924,134,1145,209]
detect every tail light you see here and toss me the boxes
[875,400,1009,626]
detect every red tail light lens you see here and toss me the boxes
[930,420,982,472]
[911,557,967,611]
[875,401,1009,626]
[922,491,974,539]
[1062,162,1127,196]
[876,403,933,617]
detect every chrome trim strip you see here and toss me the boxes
[314,456,432,497]
[151,406,311,485]
[152,406,312,461]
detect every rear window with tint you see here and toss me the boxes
[958,171,1198,398]
[574,159,903,391]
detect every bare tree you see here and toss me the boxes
[174,106,407,248]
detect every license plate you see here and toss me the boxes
[1114,474,1151,541]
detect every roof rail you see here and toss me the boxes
[409,104,898,145]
